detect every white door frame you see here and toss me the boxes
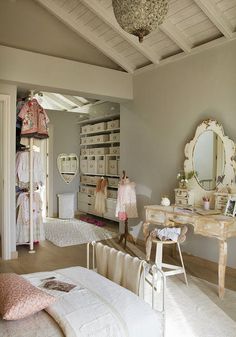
[47,124,54,217]
[0,95,12,260]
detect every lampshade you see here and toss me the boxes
[112,0,169,43]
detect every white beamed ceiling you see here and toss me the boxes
[36,0,236,73]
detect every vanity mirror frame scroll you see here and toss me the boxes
[184,119,236,208]
[57,153,79,184]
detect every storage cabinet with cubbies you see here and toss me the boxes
[78,115,120,221]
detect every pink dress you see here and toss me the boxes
[18,99,49,139]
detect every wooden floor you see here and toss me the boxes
[0,222,236,292]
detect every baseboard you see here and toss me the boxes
[11,251,18,259]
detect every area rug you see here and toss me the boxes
[78,214,106,227]
[44,218,117,247]
[109,241,236,337]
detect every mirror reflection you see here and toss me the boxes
[193,131,225,191]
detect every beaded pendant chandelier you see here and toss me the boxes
[112,0,169,43]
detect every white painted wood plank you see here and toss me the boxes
[193,0,233,38]
[36,0,135,73]
[167,0,195,18]
[134,35,236,75]
[161,20,192,52]
[80,0,160,64]
[217,0,236,12]
[190,28,222,46]
[61,0,78,13]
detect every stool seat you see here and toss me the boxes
[152,227,188,287]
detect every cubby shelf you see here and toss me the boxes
[78,115,120,222]
[80,127,120,136]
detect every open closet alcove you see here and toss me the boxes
[14,86,121,255]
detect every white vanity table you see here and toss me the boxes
[143,119,236,298]
[143,204,236,298]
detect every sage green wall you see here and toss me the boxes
[47,110,80,216]
[120,39,236,268]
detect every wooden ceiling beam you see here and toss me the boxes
[36,0,135,73]
[160,20,193,53]
[80,0,160,65]
[193,0,233,39]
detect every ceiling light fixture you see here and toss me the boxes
[112,0,169,43]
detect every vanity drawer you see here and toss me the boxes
[175,189,188,198]
[175,198,188,206]
[146,209,165,224]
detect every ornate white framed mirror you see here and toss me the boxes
[57,153,79,184]
[184,119,236,206]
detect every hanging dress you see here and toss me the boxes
[16,191,44,243]
[115,180,138,220]
[94,178,108,214]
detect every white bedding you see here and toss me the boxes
[0,267,163,337]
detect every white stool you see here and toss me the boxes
[153,238,188,286]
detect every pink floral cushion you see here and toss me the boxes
[0,273,55,320]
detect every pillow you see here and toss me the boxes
[0,273,55,320]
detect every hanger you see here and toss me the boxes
[121,170,130,184]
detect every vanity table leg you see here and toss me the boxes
[218,240,227,299]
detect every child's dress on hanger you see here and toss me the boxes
[115,178,138,220]
[94,178,108,214]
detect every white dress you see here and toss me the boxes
[94,186,107,214]
[16,151,44,188]
[16,191,45,243]
[115,181,138,219]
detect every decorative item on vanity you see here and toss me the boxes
[224,197,236,217]
[57,153,78,184]
[161,196,170,206]
[112,0,169,43]
[116,170,138,248]
[175,188,194,206]
[202,196,210,210]
[177,170,195,189]
[184,119,236,207]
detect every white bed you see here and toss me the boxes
[0,245,164,337]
